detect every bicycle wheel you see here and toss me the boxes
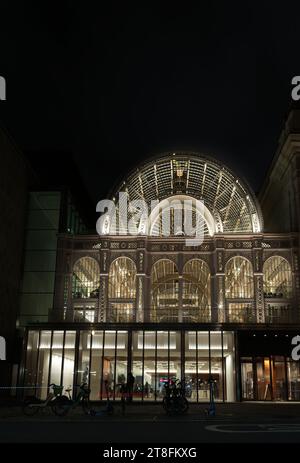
[81,396,91,415]
[22,397,40,416]
[51,395,70,416]
[177,397,189,414]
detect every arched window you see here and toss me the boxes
[108,257,136,299]
[225,257,254,299]
[72,257,100,299]
[151,260,179,320]
[183,260,211,320]
[225,256,254,323]
[263,256,292,298]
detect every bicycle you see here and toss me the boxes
[22,384,64,416]
[162,378,189,415]
[52,383,91,417]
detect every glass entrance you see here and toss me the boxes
[241,356,290,401]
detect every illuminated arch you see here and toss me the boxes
[151,259,179,312]
[108,152,263,236]
[183,259,211,317]
[225,256,254,299]
[108,257,136,299]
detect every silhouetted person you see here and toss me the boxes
[127,372,135,402]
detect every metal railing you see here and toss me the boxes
[264,305,294,323]
[19,305,300,325]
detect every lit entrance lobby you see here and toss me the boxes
[23,329,236,402]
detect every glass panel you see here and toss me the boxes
[263,256,293,298]
[185,331,197,402]
[25,230,58,250]
[256,357,272,400]
[210,331,223,401]
[169,331,181,384]
[37,331,51,399]
[272,358,286,401]
[62,332,76,395]
[143,332,156,401]
[287,360,300,400]
[77,332,91,387]
[109,303,134,323]
[108,257,136,298]
[49,331,64,386]
[225,257,254,298]
[103,331,116,399]
[151,260,179,322]
[228,302,255,323]
[223,332,235,401]
[90,331,103,400]
[241,361,254,400]
[115,331,128,400]
[24,250,57,271]
[182,260,211,322]
[24,331,39,395]
[132,331,143,401]
[156,331,170,399]
[196,331,210,402]
[72,257,100,299]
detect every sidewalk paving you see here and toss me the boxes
[1,401,300,421]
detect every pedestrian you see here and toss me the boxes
[127,372,135,403]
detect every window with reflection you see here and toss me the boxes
[263,256,292,298]
[151,260,179,321]
[72,257,100,299]
[183,259,211,322]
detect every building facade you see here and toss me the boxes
[19,110,300,402]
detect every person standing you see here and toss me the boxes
[127,372,135,402]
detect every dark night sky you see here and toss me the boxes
[0,3,300,208]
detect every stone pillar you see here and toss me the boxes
[99,275,108,322]
[136,249,146,322]
[253,246,264,323]
[178,275,183,323]
[136,275,145,322]
[292,242,300,322]
[212,245,225,322]
[254,274,264,323]
[99,246,109,322]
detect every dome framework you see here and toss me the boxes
[112,152,263,235]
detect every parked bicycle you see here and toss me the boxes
[52,383,91,416]
[22,384,64,416]
[162,378,189,415]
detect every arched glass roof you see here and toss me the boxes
[110,152,263,235]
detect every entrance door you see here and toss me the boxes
[256,357,272,400]
[271,356,287,401]
[241,361,254,400]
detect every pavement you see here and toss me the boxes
[1,401,300,443]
